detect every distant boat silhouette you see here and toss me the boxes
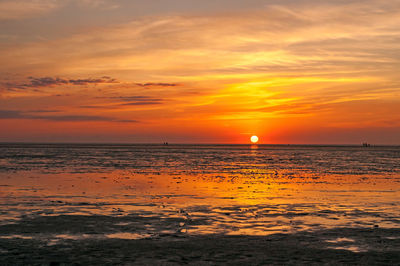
[362,142,371,147]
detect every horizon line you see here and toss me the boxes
[0,141,398,146]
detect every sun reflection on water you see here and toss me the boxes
[1,168,399,238]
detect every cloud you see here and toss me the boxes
[0,110,21,119]
[0,0,121,20]
[135,83,178,87]
[0,109,138,123]
[78,95,165,109]
[2,76,118,90]
[28,76,118,86]
[0,0,59,20]
[27,109,60,113]
[5,0,398,82]
[40,114,115,121]
[120,101,163,106]
[79,105,110,109]
[77,0,119,9]
[104,95,165,105]
[116,119,139,123]
[108,96,163,101]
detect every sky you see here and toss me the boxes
[1,0,400,144]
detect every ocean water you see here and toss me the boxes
[0,143,399,262]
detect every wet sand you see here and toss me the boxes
[1,171,399,265]
[0,144,399,264]
[1,225,399,265]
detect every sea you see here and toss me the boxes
[0,143,399,264]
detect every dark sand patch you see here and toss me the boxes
[0,214,399,265]
[0,231,399,265]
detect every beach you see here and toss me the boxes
[0,144,399,264]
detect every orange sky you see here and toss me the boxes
[1,0,400,144]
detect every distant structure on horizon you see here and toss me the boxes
[362,142,371,147]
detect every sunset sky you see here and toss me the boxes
[1,0,399,144]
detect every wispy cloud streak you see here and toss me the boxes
[0,109,138,123]
[2,76,118,90]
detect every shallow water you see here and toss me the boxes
[0,143,399,260]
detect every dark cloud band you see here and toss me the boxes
[2,76,118,90]
[0,109,138,123]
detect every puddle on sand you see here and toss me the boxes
[329,245,368,253]
[0,235,33,240]
[325,237,355,243]
[325,237,370,253]
[54,234,92,240]
[106,232,152,240]
[385,236,400,240]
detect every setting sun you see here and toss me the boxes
[250,135,259,143]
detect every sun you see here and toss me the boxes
[250,135,259,143]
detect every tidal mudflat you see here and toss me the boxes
[0,144,399,264]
